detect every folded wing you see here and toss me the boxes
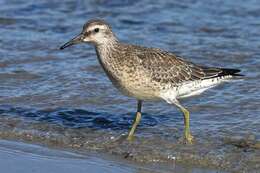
[135,48,242,86]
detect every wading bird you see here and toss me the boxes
[60,19,243,144]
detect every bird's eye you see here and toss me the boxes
[94,28,99,33]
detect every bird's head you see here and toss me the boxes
[60,19,116,49]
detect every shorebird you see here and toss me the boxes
[60,19,243,144]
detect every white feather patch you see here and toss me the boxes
[160,75,233,101]
[87,25,107,32]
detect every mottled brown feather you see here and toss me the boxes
[126,45,226,86]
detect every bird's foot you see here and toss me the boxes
[184,133,194,144]
[178,133,194,144]
[127,135,135,142]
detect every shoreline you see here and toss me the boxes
[0,139,221,173]
[0,139,138,173]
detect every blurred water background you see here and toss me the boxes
[0,0,259,172]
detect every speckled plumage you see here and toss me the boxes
[95,41,240,101]
[60,19,243,143]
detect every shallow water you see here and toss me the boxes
[0,0,259,172]
[0,139,223,173]
[0,139,138,173]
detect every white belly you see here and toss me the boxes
[160,75,233,101]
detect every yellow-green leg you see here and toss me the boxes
[175,101,194,144]
[127,100,142,141]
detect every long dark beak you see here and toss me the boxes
[60,34,84,50]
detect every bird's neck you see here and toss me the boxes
[94,38,123,84]
[95,38,120,62]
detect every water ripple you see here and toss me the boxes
[0,0,259,172]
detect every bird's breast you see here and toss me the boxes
[95,47,161,100]
[103,63,161,100]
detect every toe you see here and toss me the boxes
[186,134,194,144]
[127,135,134,141]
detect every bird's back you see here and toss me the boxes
[96,43,242,100]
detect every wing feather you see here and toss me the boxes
[134,48,225,86]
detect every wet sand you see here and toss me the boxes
[0,139,221,173]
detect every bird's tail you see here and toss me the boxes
[218,68,244,77]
